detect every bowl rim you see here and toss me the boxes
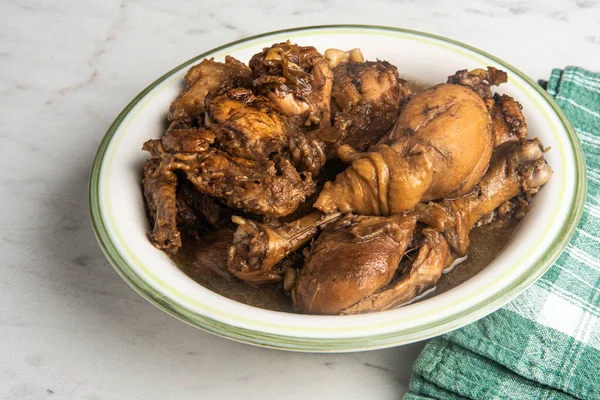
[89,24,587,352]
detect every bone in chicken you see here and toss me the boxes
[249,41,333,127]
[318,60,413,157]
[227,211,342,284]
[291,213,417,314]
[289,53,412,175]
[447,67,528,147]
[143,151,236,255]
[413,138,553,256]
[143,135,315,218]
[142,158,181,254]
[314,82,494,215]
[169,56,253,125]
[204,88,288,162]
[292,138,552,314]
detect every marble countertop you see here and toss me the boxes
[2,0,599,398]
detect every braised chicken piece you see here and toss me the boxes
[249,41,333,127]
[314,83,493,215]
[247,42,333,175]
[227,211,341,284]
[143,157,237,255]
[143,158,181,254]
[204,88,288,162]
[447,66,508,99]
[144,137,315,218]
[486,93,528,146]
[413,138,553,256]
[292,139,552,314]
[448,67,528,147]
[340,228,451,314]
[291,213,417,314]
[176,178,235,233]
[317,60,413,157]
[288,50,412,175]
[168,56,252,125]
[187,228,236,280]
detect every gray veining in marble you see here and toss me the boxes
[1,0,599,398]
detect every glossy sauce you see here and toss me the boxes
[171,217,519,313]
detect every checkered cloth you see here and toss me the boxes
[405,67,600,400]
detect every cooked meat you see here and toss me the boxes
[168,56,252,124]
[141,48,553,316]
[342,140,553,314]
[321,60,412,156]
[413,138,553,255]
[189,229,236,280]
[341,229,451,314]
[142,158,181,254]
[143,139,315,217]
[227,211,342,284]
[249,41,333,127]
[291,213,417,314]
[447,66,508,99]
[176,177,234,232]
[288,58,412,175]
[161,128,215,153]
[205,88,288,162]
[247,42,335,176]
[292,138,552,314]
[486,93,528,146]
[314,83,493,215]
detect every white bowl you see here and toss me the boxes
[90,25,586,352]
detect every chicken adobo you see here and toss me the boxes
[141,42,552,315]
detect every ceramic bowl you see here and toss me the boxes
[90,25,586,352]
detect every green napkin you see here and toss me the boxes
[405,67,600,400]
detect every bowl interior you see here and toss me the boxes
[91,26,584,351]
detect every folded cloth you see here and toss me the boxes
[405,67,600,400]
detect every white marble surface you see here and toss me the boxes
[2,0,599,398]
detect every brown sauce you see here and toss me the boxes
[172,229,295,312]
[430,217,519,296]
[171,217,519,313]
